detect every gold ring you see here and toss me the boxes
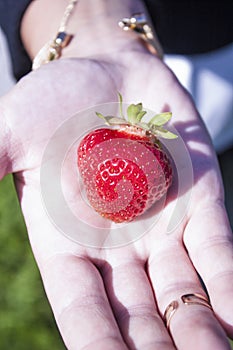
[164,300,179,329]
[163,293,212,332]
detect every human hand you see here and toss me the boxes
[0,46,232,349]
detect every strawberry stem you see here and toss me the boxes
[118,92,124,119]
[96,93,178,140]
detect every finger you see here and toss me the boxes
[183,201,233,337]
[17,182,127,350]
[148,235,231,350]
[99,256,175,350]
[39,253,128,350]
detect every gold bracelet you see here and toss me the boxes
[118,13,163,59]
[32,4,162,71]
[32,0,79,70]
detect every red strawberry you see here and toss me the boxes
[77,94,177,223]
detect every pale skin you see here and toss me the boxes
[0,0,232,349]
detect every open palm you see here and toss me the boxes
[0,50,232,349]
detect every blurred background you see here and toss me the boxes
[0,27,232,349]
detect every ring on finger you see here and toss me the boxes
[163,293,212,332]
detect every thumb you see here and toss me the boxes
[0,102,25,180]
[0,105,12,179]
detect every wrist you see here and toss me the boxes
[21,0,149,60]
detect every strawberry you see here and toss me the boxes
[77,94,177,223]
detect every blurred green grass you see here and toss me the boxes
[0,175,65,350]
[0,174,232,349]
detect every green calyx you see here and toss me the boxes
[96,92,178,140]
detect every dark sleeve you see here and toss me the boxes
[144,0,233,54]
[0,0,33,80]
